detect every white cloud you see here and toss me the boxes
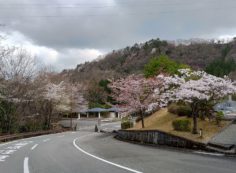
[0,31,104,71]
[55,48,103,70]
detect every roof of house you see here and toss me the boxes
[83,107,120,113]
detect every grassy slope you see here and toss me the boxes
[131,109,231,143]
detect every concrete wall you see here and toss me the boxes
[116,130,205,149]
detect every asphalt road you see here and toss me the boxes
[0,131,236,173]
[59,119,121,132]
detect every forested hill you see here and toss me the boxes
[61,38,236,82]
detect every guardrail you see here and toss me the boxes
[0,129,67,142]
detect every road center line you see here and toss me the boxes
[24,157,30,173]
[31,144,38,150]
[73,137,143,173]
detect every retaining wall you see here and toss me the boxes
[116,130,206,149]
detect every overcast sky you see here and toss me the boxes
[0,0,236,70]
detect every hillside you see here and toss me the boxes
[61,38,236,82]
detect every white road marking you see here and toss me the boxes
[24,157,30,173]
[0,141,33,162]
[1,149,16,155]
[73,137,143,173]
[31,144,38,150]
[43,138,50,142]
[0,132,66,148]
[0,140,18,148]
[71,132,76,134]
[0,155,9,162]
[193,151,225,156]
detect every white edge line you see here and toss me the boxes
[24,157,30,173]
[73,137,143,173]
[31,144,38,150]
[193,151,225,156]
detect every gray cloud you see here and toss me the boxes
[1,0,236,70]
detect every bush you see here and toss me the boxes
[215,111,224,126]
[121,121,133,129]
[172,119,191,131]
[168,103,192,116]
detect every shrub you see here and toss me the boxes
[168,103,192,116]
[121,121,133,129]
[172,119,191,131]
[215,111,224,126]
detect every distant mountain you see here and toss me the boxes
[61,38,236,82]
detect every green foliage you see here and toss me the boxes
[87,79,115,109]
[233,94,236,101]
[88,102,111,109]
[121,117,134,129]
[0,100,18,134]
[19,119,44,133]
[121,121,133,129]
[205,58,236,77]
[221,45,231,58]
[168,103,192,117]
[144,54,189,77]
[172,119,191,131]
[99,79,111,93]
[215,111,224,126]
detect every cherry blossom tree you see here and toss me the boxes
[44,80,88,127]
[157,69,236,134]
[110,74,163,128]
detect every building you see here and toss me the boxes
[78,107,120,119]
[214,96,236,119]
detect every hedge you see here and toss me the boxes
[172,119,191,132]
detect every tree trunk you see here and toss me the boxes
[192,112,198,134]
[191,102,198,134]
[141,110,145,128]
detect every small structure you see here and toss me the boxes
[80,107,120,119]
[214,96,236,119]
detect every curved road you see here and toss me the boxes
[0,131,236,173]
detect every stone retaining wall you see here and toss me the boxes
[116,130,206,149]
